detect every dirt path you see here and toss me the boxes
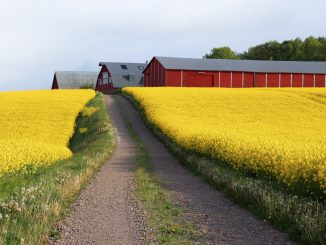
[55,96,146,245]
[115,95,295,245]
[56,94,294,245]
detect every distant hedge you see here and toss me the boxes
[205,36,326,61]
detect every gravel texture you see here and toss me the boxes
[55,94,295,245]
[115,95,295,245]
[54,95,148,245]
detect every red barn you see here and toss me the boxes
[143,57,326,88]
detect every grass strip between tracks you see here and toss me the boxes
[119,104,199,244]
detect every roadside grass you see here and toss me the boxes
[102,89,122,95]
[0,93,115,245]
[122,92,326,245]
[119,107,199,244]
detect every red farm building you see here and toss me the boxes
[143,57,326,88]
[96,62,146,92]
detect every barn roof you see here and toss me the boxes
[99,62,146,87]
[99,62,146,75]
[54,71,98,89]
[154,56,326,74]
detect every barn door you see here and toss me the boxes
[187,74,214,87]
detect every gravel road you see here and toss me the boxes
[55,94,295,245]
[55,95,147,245]
[114,95,295,245]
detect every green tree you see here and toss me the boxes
[292,38,304,60]
[206,36,326,61]
[242,41,281,60]
[204,47,239,59]
[303,36,322,60]
[279,40,295,60]
[318,37,326,60]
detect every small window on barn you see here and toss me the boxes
[121,65,128,70]
[138,66,144,70]
[103,72,109,79]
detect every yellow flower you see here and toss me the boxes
[82,106,98,117]
[79,127,88,134]
[123,87,326,194]
[0,89,95,175]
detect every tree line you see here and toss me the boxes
[205,36,326,61]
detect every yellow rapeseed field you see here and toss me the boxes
[123,87,326,195]
[0,90,95,175]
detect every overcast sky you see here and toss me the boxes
[0,0,325,91]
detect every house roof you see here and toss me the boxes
[154,56,326,74]
[99,62,146,75]
[99,62,146,87]
[54,71,98,89]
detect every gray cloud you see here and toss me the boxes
[0,0,325,90]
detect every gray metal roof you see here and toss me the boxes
[154,56,326,74]
[99,62,146,87]
[99,62,146,75]
[54,71,98,89]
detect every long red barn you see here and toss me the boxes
[143,57,326,88]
